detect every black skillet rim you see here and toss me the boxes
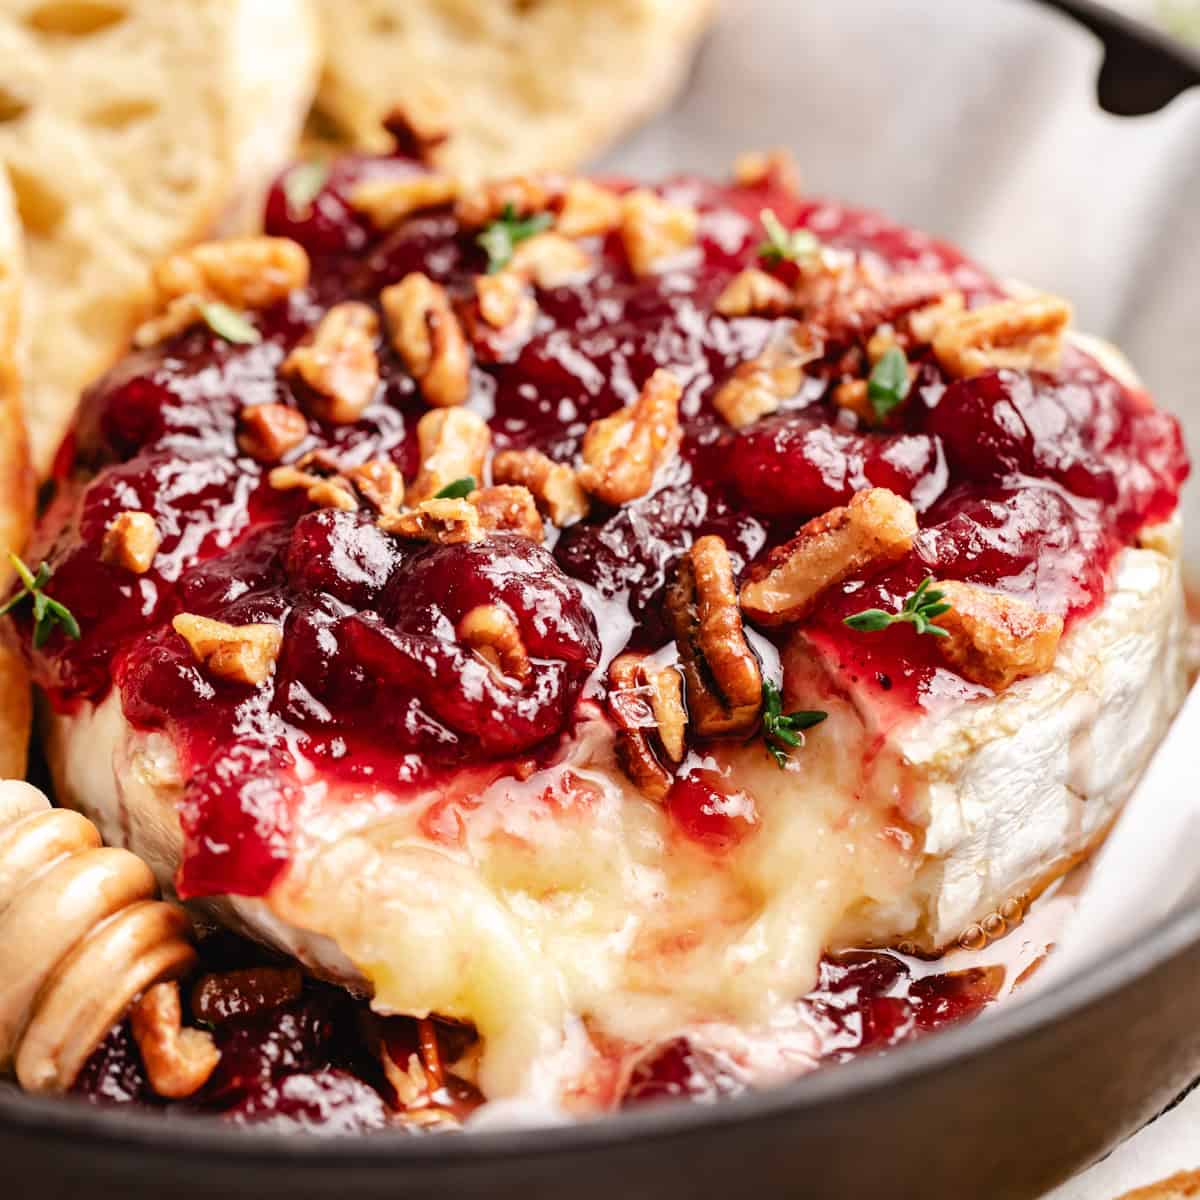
[3,0,1199,1169]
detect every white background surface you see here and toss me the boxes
[600,2,1200,1195]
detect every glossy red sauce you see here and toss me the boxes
[71,941,995,1127]
[15,153,1188,902]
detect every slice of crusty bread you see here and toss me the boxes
[312,0,716,176]
[0,0,322,475]
[0,166,35,777]
[1118,1171,1200,1200]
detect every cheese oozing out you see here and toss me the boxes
[47,531,1187,1108]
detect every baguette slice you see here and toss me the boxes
[1118,1171,1200,1199]
[312,0,716,175]
[0,166,35,777]
[0,0,322,475]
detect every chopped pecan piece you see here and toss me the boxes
[732,147,802,195]
[713,324,819,429]
[407,408,491,503]
[832,379,873,423]
[152,237,309,310]
[475,271,536,331]
[346,459,405,516]
[715,268,793,318]
[555,179,623,238]
[666,536,763,737]
[577,368,682,506]
[931,294,1072,378]
[509,232,592,288]
[172,614,283,686]
[381,272,471,408]
[740,488,918,626]
[380,498,483,544]
[132,295,207,348]
[268,465,358,511]
[458,604,530,684]
[282,302,380,423]
[468,485,544,542]
[455,175,554,228]
[348,174,457,229]
[237,403,309,463]
[619,189,699,276]
[608,653,687,802]
[130,981,220,1100]
[906,292,966,344]
[100,511,160,575]
[492,448,589,527]
[931,581,1063,691]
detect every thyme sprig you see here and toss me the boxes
[757,208,822,266]
[477,204,554,273]
[867,346,912,419]
[0,553,80,648]
[200,301,261,345]
[761,679,827,769]
[844,576,951,639]
[434,476,476,499]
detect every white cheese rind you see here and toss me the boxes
[44,538,1188,1104]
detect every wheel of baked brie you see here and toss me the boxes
[11,139,1190,1123]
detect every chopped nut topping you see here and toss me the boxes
[407,407,491,503]
[508,232,593,289]
[930,581,1064,691]
[130,981,220,1100]
[346,459,405,516]
[492,447,590,527]
[732,147,802,195]
[740,488,918,626]
[577,368,682,506]
[101,511,160,575]
[455,175,554,229]
[282,302,380,424]
[715,268,793,318]
[713,325,820,428]
[268,465,358,511]
[475,272,536,331]
[619,189,699,276]
[132,295,207,348]
[380,497,483,544]
[152,237,309,311]
[832,379,873,423]
[608,653,687,802]
[348,174,457,229]
[172,614,283,686]
[931,294,1072,378]
[906,292,965,344]
[381,272,471,408]
[555,179,623,239]
[468,485,544,542]
[666,536,763,737]
[237,403,309,463]
[458,604,530,684]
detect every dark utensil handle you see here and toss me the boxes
[1033,0,1200,113]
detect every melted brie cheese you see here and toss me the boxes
[46,537,1187,1106]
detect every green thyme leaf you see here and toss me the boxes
[476,205,554,274]
[1,552,80,647]
[844,575,952,640]
[282,160,330,220]
[867,346,912,419]
[434,476,476,499]
[760,678,828,768]
[200,302,261,346]
[757,208,821,266]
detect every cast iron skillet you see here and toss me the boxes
[3,4,1199,1198]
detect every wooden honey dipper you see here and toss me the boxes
[0,779,198,1093]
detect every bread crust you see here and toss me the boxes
[0,167,36,777]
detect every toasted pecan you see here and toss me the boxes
[932,581,1063,691]
[100,511,160,575]
[172,614,283,686]
[492,448,589,527]
[458,604,530,684]
[732,148,802,195]
[407,408,491,504]
[282,302,380,424]
[468,485,544,542]
[555,179,623,239]
[380,498,483,544]
[577,368,682,506]
[619,189,699,276]
[931,294,1071,378]
[152,237,309,311]
[348,175,457,229]
[740,488,918,626]
[666,536,763,737]
[130,981,220,1100]
[715,268,793,318]
[608,652,687,802]
[381,272,471,408]
[237,403,309,463]
[713,324,820,428]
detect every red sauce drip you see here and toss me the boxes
[15,154,1189,896]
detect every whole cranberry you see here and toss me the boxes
[285,509,402,608]
[621,1038,747,1108]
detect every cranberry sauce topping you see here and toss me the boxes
[16,152,1188,897]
